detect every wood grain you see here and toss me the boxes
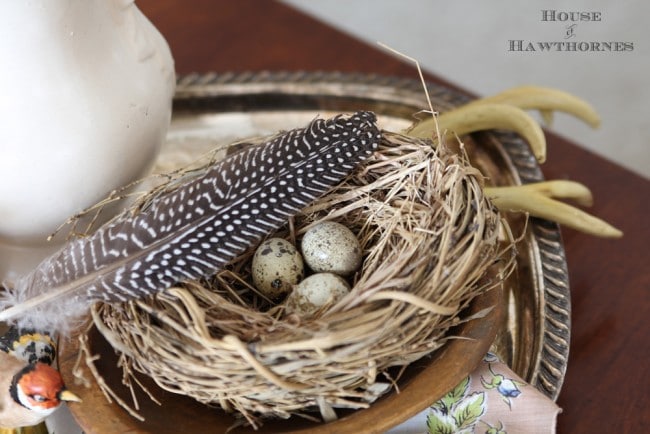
[129,2,650,432]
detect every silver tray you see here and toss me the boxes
[61,72,570,433]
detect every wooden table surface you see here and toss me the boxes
[135,1,649,432]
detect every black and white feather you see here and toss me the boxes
[0,111,381,333]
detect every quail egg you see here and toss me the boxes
[301,221,362,276]
[285,272,350,316]
[252,238,304,299]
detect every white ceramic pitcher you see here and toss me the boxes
[0,0,175,282]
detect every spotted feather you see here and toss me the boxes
[0,111,381,332]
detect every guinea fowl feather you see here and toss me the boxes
[0,111,381,333]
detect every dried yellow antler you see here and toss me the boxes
[404,85,619,238]
[485,181,622,238]
[408,103,547,163]
[406,85,602,164]
[473,85,601,128]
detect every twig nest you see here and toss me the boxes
[285,273,351,316]
[85,130,511,428]
[301,221,362,276]
[252,238,304,299]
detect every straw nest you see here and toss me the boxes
[80,130,509,427]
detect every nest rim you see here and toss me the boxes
[74,130,512,428]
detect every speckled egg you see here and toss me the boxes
[285,273,350,316]
[301,221,362,276]
[252,238,304,299]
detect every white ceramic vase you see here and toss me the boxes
[0,0,175,282]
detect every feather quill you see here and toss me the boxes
[0,111,381,333]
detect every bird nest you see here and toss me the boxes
[78,130,511,428]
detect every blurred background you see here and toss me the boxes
[283,0,649,178]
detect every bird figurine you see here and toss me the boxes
[0,352,80,429]
[0,0,175,284]
[0,326,56,366]
[0,327,80,429]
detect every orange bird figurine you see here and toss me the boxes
[0,351,80,429]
